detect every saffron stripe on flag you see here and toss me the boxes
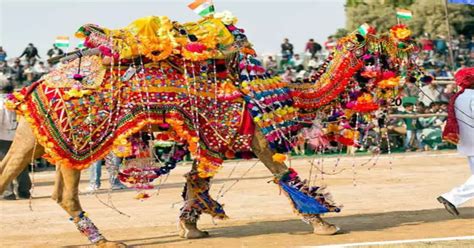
[188,0,210,10]
[396,8,412,19]
[55,36,70,48]
[188,0,214,16]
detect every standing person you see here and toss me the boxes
[401,102,421,152]
[305,38,322,58]
[19,43,41,66]
[419,33,434,57]
[324,36,337,53]
[0,135,30,200]
[281,38,294,60]
[458,34,470,60]
[87,152,127,191]
[438,67,474,216]
[47,44,64,59]
[0,46,7,62]
[434,35,448,57]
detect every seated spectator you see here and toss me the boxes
[281,68,295,83]
[35,61,49,78]
[10,59,24,88]
[419,83,442,107]
[307,56,321,70]
[417,102,445,150]
[265,56,278,72]
[402,81,420,98]
[47,44,64,59]
[23,64,35,85]
[293,54,304,71]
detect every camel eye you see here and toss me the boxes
[188,34,198,42]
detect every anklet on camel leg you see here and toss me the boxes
[274,168,341,219]
[71,211,105,244]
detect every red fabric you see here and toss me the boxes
[442,67,474,144]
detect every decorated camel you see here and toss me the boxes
[0,9,418,247]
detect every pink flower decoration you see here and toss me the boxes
[73,74,84,81]
[382,71,396,79]
[98,45,113,57]
[185,42,207,53]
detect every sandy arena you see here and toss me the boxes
[1,151,473,248]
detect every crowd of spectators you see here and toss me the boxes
[0,43,64,94]
[266,33,474,154]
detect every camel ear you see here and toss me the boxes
[355,34,365,43]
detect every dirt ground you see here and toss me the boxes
[1,151,473,248]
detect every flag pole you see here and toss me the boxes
[443,0,456,70]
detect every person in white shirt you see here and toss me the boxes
[418,83,442,107]
[293,54,304,69]
[438,67,474,216]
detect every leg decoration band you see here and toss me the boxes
[179,172,227,222]
[274,168,341,215]
[70,212,105,244]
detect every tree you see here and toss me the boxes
[408,1,474,37]
[345,0,474,37]
[333,28,350,39]
[345,1,398,33]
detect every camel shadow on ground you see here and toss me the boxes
[63,207,473,247]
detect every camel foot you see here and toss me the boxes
[178,220,209,239]
[95,240,128,248]
[305,215,340,235]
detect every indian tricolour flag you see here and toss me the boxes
[358,23,371,36]
[77,41,85,49]
[188,0,215,17]
[55,36,70,48]
[396,8,413,20]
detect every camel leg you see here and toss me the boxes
[52,164,127,248]
[177,160,226,239]
[0,118,44,194]
[251,129,339,235]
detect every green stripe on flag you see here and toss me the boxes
[396,13,412,19]
[55,43,70,48]
[198,5,215,16]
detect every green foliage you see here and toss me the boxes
[333,28,350,39]
[345,0,474,37]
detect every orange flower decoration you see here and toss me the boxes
[390,24,411,41]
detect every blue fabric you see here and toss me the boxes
[448,0,474,4]
[280,182,329,214]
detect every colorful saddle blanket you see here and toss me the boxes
[7,57,253,178]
